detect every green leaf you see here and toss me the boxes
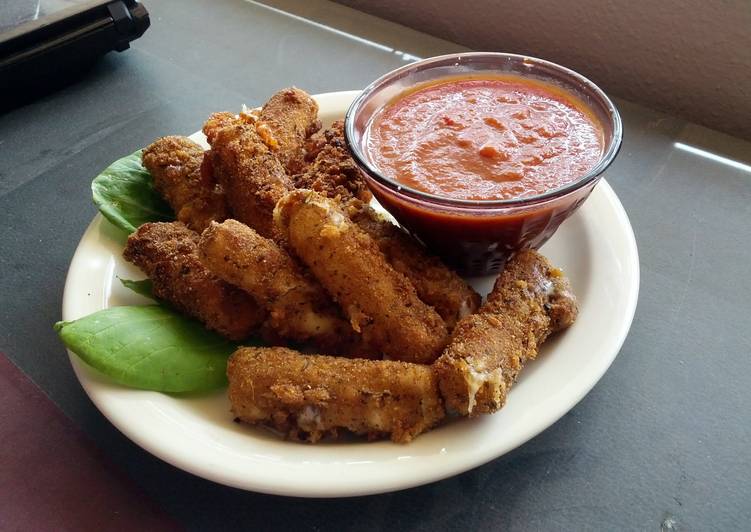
[55,305,235,392]
[91,150,174,234]
[119,277,155,299]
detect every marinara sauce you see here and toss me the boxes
[365,76,604,201]
[359,75,607,275]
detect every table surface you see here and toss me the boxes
[1,0,750,529]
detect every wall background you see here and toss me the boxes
[336,0,751,140]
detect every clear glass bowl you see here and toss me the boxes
[344,52,623,275]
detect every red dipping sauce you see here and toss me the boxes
[365,76,604,201]
[347,55,622,276]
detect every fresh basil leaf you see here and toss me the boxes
[91,150,174,234]
[119,277,155,299]
[55,305,235,392]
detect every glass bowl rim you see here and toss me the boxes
[344,52,623,209]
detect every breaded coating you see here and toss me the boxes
[202,112,237,145]
[228,346,445,443]
[294,120,371,203]
[203,112,293,240]
[434,250,578,416]
[123,222,265,341]
[293,143,372,203]
[198,220,366,355]
[256,87,321,174]
[344,200,481,330]
[275,190,449,364]
[141,136,228,232]
[304,119,345,161]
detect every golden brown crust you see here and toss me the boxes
[228,346,445,443]
[203,113,292,240]
[293,144,372,204]
[293,120,371,203]
[122,222,265,341]
[197,220,368,356]
[275,190,449,364]
[434,249,578,416]
[344,199,481,330]
[256,87,321,174]
[303,119,347,161]
[141,136,228,232]
[202,112,237,145]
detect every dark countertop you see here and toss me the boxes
[1,0,749,529]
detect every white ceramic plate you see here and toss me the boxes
[62,91,639,497]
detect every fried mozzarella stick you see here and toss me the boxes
[228,347,445,443]
[434,250,578,416]
[142,136,228,232]
[344,200,481,330]
[198,219,366,355]
[203,113,292,240]
[123,222,265,341]
[294,120,371,203]
[256,87,321,174]
[275,190,449,364]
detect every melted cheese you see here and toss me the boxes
[465,365,504,414]
[297,405,324,431]
[458,298,474,319]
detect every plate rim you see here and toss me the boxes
[62,90,640,497]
